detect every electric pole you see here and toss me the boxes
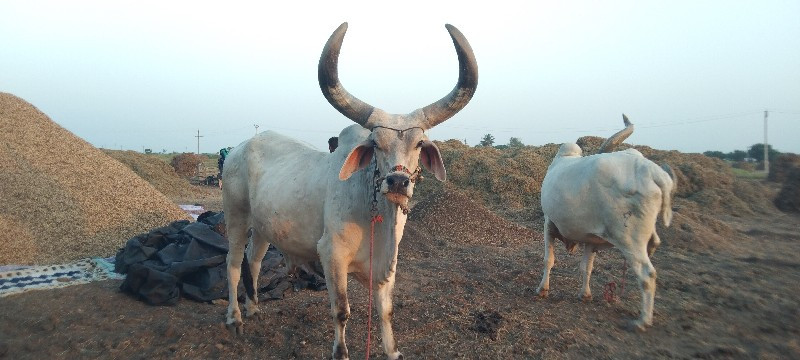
[763,110,769,173]
[195,130,203,154]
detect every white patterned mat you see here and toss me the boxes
[0,257,124,298]
[179,204,205,220]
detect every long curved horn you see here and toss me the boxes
[597,114,634,153]
[419,24,479,130]
[318,22,375,127]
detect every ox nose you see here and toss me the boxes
[386,174,410,193]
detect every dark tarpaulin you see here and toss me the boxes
[115,211,325,306]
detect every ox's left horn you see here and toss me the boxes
[597,114,634,153]
[419,24,479,130]
[318,22,376,127]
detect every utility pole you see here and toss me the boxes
[763,110,769,173]
[254,124,260,136]
[195,130,203,154]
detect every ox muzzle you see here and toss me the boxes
[379,165,421,209]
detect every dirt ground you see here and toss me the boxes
[2,186,799,359]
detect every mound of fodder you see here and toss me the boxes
[0,93,191,265]
[417,136,776,229]
[170,152,206,178]
[103,150,198,198]
[577,136,757,247]
[563,135,775,217]
[768,153,800,183]
[414,139,559,226]
[408,185,539,247]
[635,145,776,217]
[656,198,744,252]
[410,135,781,255]
[774,167,800,213]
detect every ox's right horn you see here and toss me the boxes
[597,114,634,154]
[419,24,479,130]
[318,22,376,128]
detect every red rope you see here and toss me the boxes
[619,259,628,297]
[603,259,628,303]
[366,214,383,360]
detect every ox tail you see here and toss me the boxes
[655,163,677,227]
[241,251,256,302]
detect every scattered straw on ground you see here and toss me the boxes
[0,92,191,265]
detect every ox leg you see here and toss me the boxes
[225,218,249,335]
[536,219,556,297]
[243,232,270,318]
[647,231,661,257]
[375,272,403,360]
[623,248,657,331]
[579,244,596,302]
[323,259,351,360]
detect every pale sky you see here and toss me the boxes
[2,1,799,154]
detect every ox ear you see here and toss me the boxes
[339,141,375,180]
[420,140,446,181]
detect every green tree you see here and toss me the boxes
[508,137,524,148]
[747,143,781,162]
[727,150,747,162]
[703,150,726,160]
[479,134,495,147]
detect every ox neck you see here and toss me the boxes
[362,164,408,240]
[370,193,407,282]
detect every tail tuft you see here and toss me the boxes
[657,164,676,227]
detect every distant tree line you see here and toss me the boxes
[703,143,781,162]
[472,137,788,163]
[478,134,524,149]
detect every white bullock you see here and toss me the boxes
[223,23,478,359]
[536,116,676,330]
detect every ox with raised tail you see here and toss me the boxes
[535,115,676,331]
[222,23,478,359]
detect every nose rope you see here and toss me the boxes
[391,164,423,183]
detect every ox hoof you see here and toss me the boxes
[580,294,592,303]
[536,287,549,298]
[628,319,650,332]
[226,320,244,336]
[332,343,349,360]
[244,306,260,318]
[388,351,403,360]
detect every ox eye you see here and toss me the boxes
[416,140,424,148]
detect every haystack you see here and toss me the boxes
[774,167,800,213]
[769,153,800,183]
[0,93,191,265]
[409,185,539,247]
[413,140,558,225]
[415,135,779,253]
[102,150,198,198]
